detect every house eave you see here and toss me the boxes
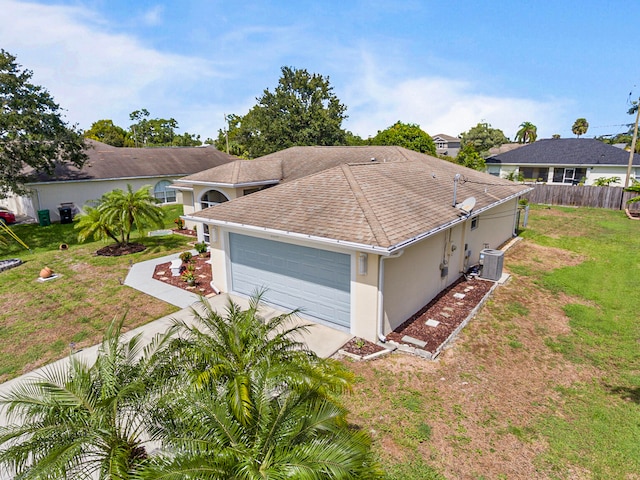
[26,174,180,186]
[183,189,531,256]
[178,179,280,188]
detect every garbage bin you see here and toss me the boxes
[58,206,73,224]
[37,209,51,227]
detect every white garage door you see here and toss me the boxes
[229,233,351,328]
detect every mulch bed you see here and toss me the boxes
[96,243,146,256]
[152,253,216,296]
[172,228,197,237]
[385,276,494,353]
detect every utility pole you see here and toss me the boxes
[224,113,229,155]
[625,98,640,188]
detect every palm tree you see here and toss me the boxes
[0,317,176,479]
[624,181,640,204]
[515,121,538,143]
[100,184,165,245]
[572,118,589,138]
[75,204,121,244]
[141,379,382,479]
[167,293,353,427]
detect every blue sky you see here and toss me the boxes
[2,0,639,142]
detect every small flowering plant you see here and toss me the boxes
[174,217,184,229]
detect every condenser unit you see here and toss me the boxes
[479,248,504,281]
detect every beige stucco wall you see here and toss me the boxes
[382,198,518,334]
[205,198,519,343]
[9,177,180,221]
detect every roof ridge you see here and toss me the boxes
[340,164,390,246]
[231,160,242,184]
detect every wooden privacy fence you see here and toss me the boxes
[522,185,640,211]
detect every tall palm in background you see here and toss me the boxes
[0,317,176,479]
[515,121,537,143]
[572,118,589,138]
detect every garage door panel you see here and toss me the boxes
[229,233,350,327]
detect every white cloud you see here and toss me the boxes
[342,53,569,141]
[0,0,218,131]
[142,5,165,26]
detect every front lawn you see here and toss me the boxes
[0,205,191,381]
[344,206,640,479]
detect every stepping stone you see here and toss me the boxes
[156,270,166,276]
[443,307,454,312]
[159,276,169,281]
[453,293,466,299]
[456,302,465,306]
[425,319,440,327]
[465,286,475,291]
[402,335,426,348]
[440,312,451,318]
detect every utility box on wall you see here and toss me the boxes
[479,249,504,281]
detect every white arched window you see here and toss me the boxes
[153,180,176,203]
[200,190,229,243]
[200,190,229,209]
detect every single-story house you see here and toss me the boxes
[1,139,237,221]
[486,138,640,185]
[433,133,461,157]
[180,146,530,343]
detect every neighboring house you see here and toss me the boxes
[486,138,640,185]
[1,140,237,221]
[432,134,461,157]
[180,146,530,343]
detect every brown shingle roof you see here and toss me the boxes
[190,148,529,251]
[27,139,239,183]
[174,145,420,188]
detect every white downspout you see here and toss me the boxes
[377,250,405,343]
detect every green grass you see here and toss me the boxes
[0,204,191,381]
[519,206,640,477]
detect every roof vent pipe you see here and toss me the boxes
[452,173,461,207]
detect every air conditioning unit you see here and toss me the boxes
[479,248,504,281]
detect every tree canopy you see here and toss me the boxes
[84,119,127,147]
[514,121,537,144]
[459,122,509,155]
[369,121,436,155]
[455,144,486,171]
[214,66,348,158]
[0,49,87,197]
[572,118,589,138]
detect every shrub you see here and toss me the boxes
[179,251,192,263]
[194,242,208,255]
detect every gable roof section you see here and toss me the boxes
[433,134,460,143]
[189,149,529,253]
[26,139,239,183]
[487,138,640,166]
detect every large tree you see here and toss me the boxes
[128,109,201,147]
[215,67,348,158]
[83,119,128,147]
[459,122,509,155]
[571,118,589,138]
[369,121,436,155]
[514,121,537,144]
[455,144,486,171]
[0,49,87,198]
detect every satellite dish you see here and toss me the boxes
[456,196,476,215]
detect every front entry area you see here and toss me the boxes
[228,233,351,328]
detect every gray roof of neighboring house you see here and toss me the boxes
[26,139,239,183]
[486,138,640,166]
[189,146,529,251]
[486,143,526,157]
